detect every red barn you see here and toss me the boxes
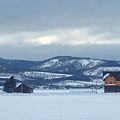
[103,71,120,93]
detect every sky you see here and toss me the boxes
[0,0,120,61]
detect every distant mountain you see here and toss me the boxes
[0,56,120,86]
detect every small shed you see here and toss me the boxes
[14,83,33,93]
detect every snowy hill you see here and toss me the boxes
[31,56,105,72]
[0,56,120,86]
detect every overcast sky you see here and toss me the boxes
[0,0,120,61]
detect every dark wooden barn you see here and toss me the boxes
[14,83,33,93]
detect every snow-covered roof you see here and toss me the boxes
[16,83,22,88]
[15,83,33,88]
[103,73,110,80]
[103,71,120,81]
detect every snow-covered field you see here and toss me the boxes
[0,89,120,120]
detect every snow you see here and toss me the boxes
[78,59,104,69]
[23,71,72,80]
[39,59,59,68]
[53,80,103,87]
[84,67,103,76]
[0,73,23,81]
[105,84,116,86]
[103,67,120,71]
[0,76,10,79]
[0,89,120,120]
[84,67,120,77]
[33,57,104,71]
[103,73,110,80]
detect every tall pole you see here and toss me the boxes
[91,79,94,93]
[29,86,30,94]
[21,83,23,93]
[96,79,97,94]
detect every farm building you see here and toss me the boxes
[103,71,120,93]
[14,83,33,93]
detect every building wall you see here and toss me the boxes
[104,75,120,92]
[104,86,120,93]
[14,84,33,93]
[104,76,116,85]
[115,81,120,86]
[104,75,120,86]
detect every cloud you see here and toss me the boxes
[24,36,57,46]
[0,0,120,61]
[0,0,120,34]
[0,28,120,47]
[0,41,120,61]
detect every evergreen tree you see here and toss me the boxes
[3,75,16,92]
[9,75,16,90]
[3,80,10,91]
